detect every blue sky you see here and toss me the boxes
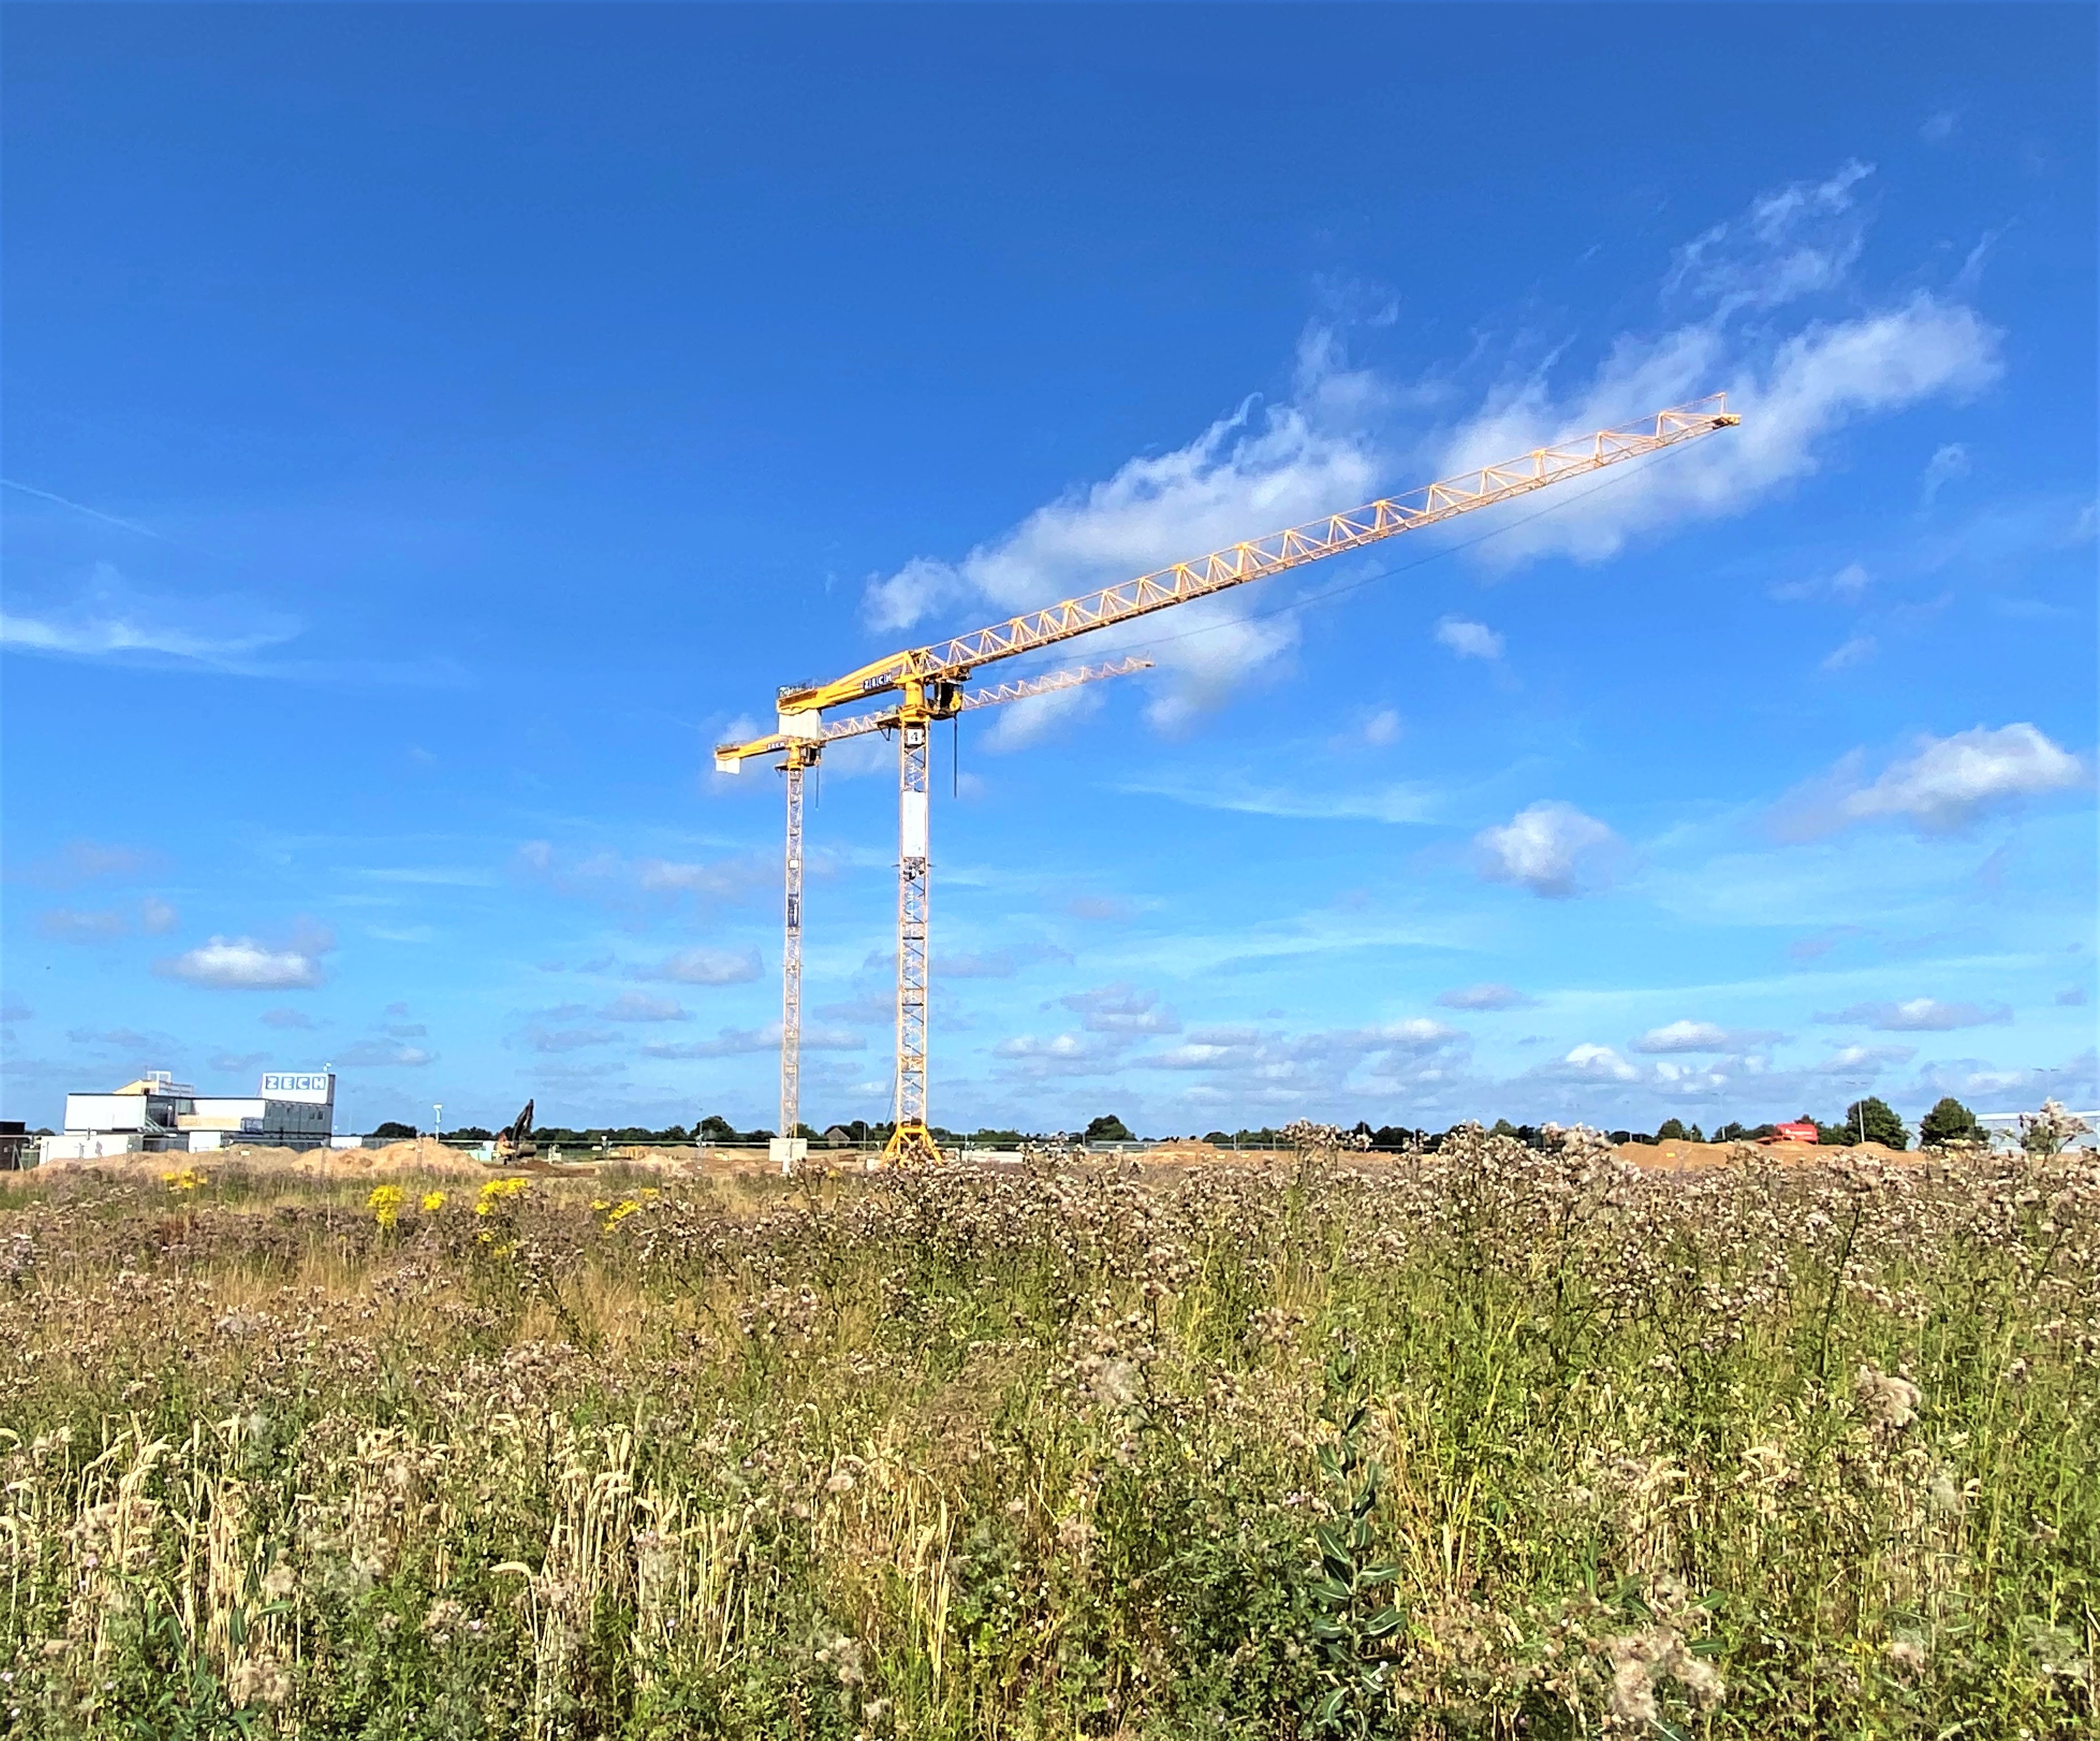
[3,5,2094,1138]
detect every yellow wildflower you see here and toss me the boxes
[604,1199,639,1227]
[368,1185,405,1230]
[161,1167,206,1194]
[420,1190,446,1213]
[474,1177,530,1217]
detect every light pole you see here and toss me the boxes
[433,1103,443,1142]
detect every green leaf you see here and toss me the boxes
[1359,1562,1402,1585]
[1314,1686,1348,1727]
[1363,1604,1404,1638]
[1309,1575,1354,1607]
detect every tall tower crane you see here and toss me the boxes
[721,658,1152,1159]
[717,395,1739,1166]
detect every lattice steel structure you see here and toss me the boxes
[715,398,1739,1167]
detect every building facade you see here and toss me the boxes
[41,1069,336,1161]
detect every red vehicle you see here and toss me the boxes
[1762,1120,1820,1145]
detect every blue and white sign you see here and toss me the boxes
[261,1072,334,1103]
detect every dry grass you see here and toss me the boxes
[0,1128,2093,1738]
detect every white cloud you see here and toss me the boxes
[863,329,1381,732]
[1443,163,1999,570]
[1921,441,1970,506]
[1557,1043,1642,1082]
[1434,616,1504,661]
[1787,724,2086,837]
[1820,634,1877,673]
[1436,983,1536,1011]
[1361,707,1402,746]
[1474,801,1619,899]
[1824,997,2012,1031]
[1635,1020,1742,1054]
[139,897,179,935]
[156,935,329,991]
[1920,110,1958,143]
[849,162,1995,749]
[645,946,763,985]
[261,1007,314,1030]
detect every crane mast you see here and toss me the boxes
[760,658,1153,1167]
[716,397,1740,1169]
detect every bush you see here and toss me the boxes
[1919,1095,1984,1149]
[1846,1096,1910,1150]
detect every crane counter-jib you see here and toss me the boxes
[711,394,1737,763]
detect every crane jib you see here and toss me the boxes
[741,396,1737,740]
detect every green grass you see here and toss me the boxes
[0,1131,2093,1738]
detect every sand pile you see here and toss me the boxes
[29,1139,491,1181]
[1617,1138,1916,1171]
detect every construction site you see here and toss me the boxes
[4,10,2091,1737]
[710,400,1742,1171]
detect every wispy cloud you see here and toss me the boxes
[1821,997,2013,1031]
[1120,773,1439,825]
[1444,164,2001,570]
[1820,634,1877,673]
[639,946,763,986]
[1,564,301,669]
[1436,983,1536,1011]
[335,1040,436,1068]
[1921,441,1970,507]
[642,1023,862,1059]
[599,992,689,1022]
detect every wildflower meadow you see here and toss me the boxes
[0,1127,2093,1738]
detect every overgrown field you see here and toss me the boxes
[1,1131,2094,1738]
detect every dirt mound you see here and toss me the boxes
[1618,1138,1915,1171]
[29,1139,491,1181]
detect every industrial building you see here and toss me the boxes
[40,1068,336,1161]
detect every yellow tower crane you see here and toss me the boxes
[717,395,1739,1167]
[720,657,1152,1162]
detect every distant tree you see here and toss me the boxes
[1202,1130,1231,1145]
[1655,1117,1689,1142]
[1845,1097,1909,1150]
[1371,1125,1413,1148]
[658,1124,690,1143]
[696,1114,737,1144]
[1085,1114,1134,1143]
[371,1120,416,1140]
[1918,1096,1983,1149]
[1813,1118,1858,1147]
[1489,1118,1519,1139]
[448,1125,493,1141]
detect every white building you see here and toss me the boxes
[41,1069,336,1161]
